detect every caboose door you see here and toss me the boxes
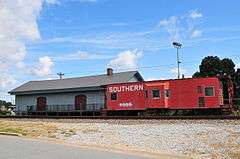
[198,97,205,107]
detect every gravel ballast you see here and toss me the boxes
[53,119,240,159]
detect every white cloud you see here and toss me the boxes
[189,10,203,19]
[0,73,16,102]
[31,56,54,77]
[78,0,98,2]
[236,62,240,69]
[158,9,203,42]
[45,0,60,5]
[0,74,16,91]
[45,0,98,5]
[191,30,202,38]
[40,31,171,51]
[159,16,178,26]
[56,50,112,60]
[107,49,143,70]
[158,16,180,41]
[170,68,187,75]
[0,0,58,100]
[71,51,93,59]
[0,0,42,64]
[0,0,43,95]
[69,0,98,3]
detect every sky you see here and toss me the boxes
[0,0,240,102]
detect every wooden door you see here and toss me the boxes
[75,95,87,110]
[37,97,47,111]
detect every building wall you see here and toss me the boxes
[15,90,105,112]
[13,74,142,113]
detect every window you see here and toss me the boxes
[197,86,202,93]
[152,89,160,98]
[205,87,214,96]
[165,89,171,98]
[111,92,117,100]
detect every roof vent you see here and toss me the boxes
[107,68,113,76]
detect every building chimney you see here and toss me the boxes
[107,68,113,76]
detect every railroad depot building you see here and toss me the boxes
[9,69,144,115]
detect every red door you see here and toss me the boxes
[198,97,205,107]
[75,95,87,110]
[37,97,47,111]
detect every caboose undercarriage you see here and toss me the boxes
[23,103,234,116]
[106,106,233,116]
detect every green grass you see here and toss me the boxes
[0,127,25,135]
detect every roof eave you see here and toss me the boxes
[9,86,104,95]
[135,71,144,81]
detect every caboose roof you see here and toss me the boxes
[9,71,143,95]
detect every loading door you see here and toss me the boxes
[37,97,47,111]
[75,95,87,110]
[198,97,205,107]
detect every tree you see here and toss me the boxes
[192,71,204,78]
[221,58,235,76]
[0,100,12,109]
[198,56,222,77]
[193,56,235,78]
[235,69,240,105]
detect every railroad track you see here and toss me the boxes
[0,115,240,120]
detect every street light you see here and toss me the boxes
[172,42,182,79]
[57,72,64,79]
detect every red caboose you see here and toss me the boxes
[106,77,226,112]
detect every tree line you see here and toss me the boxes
[0,100,13,109]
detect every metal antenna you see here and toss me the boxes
[57,72,64,79]
[172,42,182,79]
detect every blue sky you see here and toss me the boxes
[0,0,240,101]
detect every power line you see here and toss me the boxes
[50,55,240,78]
[50,60,199,78]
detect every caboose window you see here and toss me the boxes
[165,89,170,98]
[145,90,148,98]
[205,87,214,96]
[152,89,160,98]
[197,86,202,93]
[111,93,117,100]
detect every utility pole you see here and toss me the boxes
[57,72,64,79]
[172,42,182,79]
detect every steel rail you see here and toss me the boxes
[0,115,239,120]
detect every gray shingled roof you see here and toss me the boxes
[9,71,143,94]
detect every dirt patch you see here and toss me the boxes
[0,120,58,137]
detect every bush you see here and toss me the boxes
[0,110,11,116]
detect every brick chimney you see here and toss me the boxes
[107,68,113,76]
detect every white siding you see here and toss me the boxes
[15,91,104,112]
